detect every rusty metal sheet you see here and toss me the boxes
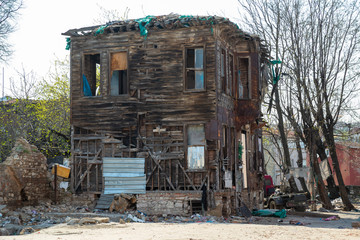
[111,52,127,71]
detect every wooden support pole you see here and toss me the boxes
[54,164,57,204]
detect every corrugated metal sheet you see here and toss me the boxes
[103,157,146,194]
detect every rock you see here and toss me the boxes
[9,216,21,225]
[352,222,360,228]
[3,224,23,235]
[65,216,72,223]
[19,227,35,235]
[109,195,129,213]
[67,218,80,225]
[0,228,10,236]
[93,217,110,223]
[78,218,97,225]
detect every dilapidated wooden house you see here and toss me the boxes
[63,14,269,215]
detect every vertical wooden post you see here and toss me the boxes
[54,164,58,204]
[70,126,75,193]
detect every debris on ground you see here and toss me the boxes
[252,209,287,218]
[321,215,340,221]
[289,219,310,226]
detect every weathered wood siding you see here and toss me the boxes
[70,26,217,134]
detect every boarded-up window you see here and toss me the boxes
[185,48,204,90]
[83,53,101,96]
[111,52,128,95]
[187,124,205,169]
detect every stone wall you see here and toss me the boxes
[0,139,51,207]
[137,191,236,216]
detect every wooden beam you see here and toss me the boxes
[75,148,102,191]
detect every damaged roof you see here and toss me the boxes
[63,14,254,39]
[63,14,269,58]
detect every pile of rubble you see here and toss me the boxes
[0,201,250,236]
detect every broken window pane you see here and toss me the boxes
[186,49,195,68]
[186,70,195,89]
[111,52,128,95]
[187,146,205,169]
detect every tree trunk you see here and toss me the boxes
[326,137,354,210]
[314,132,338,198]
[304,126,333,210]
[274,87,298,192]
[311,151,333,210]
[294,133,309,193]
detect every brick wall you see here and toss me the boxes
[0,139,51,206]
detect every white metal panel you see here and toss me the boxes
[103,157,146,194]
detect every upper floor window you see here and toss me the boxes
[229,54,234,96]
[83,53,101,96]
[110,52,128,95]
[238,57,250,99]
[185,48,204,90]
[221,49,227,93]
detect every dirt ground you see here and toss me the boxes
[1,209,359,240]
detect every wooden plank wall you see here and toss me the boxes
[69,23,264,194]
[70,26,217,133]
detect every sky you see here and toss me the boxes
[0,0,242,97]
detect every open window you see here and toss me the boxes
[185,48,204,90]
[187,124,205,169]
[238,57,250,99]
[110,52,128,95]
[83,53,101,96]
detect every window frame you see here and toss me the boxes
[184,46,206,92]
[82,52,102,97]
[221,48,227,94]
[185,123,206,171]
[237,56,251,99]
[108,50,129,97]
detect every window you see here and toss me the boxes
[229,54,234,96]
[187,124,205,169]
[221,49,227,93]
[185,48,204,90]
[241,131,248,188]
[83,53,101,96]
[110,52,128,95]
[238,57,250,99]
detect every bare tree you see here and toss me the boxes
[239,0,360,210]
[0,0,23,61]
[9,64,38,99]
[93,4,129,24]
[239,0,299,192]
